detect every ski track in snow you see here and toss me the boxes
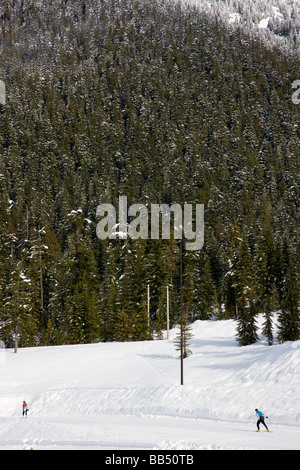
[1,316,300,450]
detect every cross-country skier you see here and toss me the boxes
[255,409,269,431]
[22,401,29,417]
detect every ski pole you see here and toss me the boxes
[266,417,281,432]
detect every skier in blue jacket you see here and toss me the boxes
[255,409,269,431]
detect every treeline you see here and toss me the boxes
[0,0,299,349]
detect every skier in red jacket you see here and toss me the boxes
[22,401,29,417]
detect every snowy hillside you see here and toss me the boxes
[1,316,300,450]
[183,0,300,53]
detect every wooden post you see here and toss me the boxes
[147,284,150,327]
[180,239,183,385]
[166,285,170,340]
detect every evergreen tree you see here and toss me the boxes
[277,255,300,342]
[195,251,218,320]
[98,240,121,342]
[59,209,100,344]
[255,194,277,345]
[114,307,134,342]
[174,306,193,359]
[154,295,165,340]
[3,260,37,352]
[234,235,259,346]
[134,301,152,341]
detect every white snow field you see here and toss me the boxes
[1,316,300,450]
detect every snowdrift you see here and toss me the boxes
[0,316,300,450]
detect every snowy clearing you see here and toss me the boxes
[0,316,300,450]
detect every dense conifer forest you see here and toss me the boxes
[0,0,299,349]
[186,0,300,55]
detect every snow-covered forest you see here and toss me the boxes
[185,0,300,54]
[0,0,299,349]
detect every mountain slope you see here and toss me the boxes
[0,0,299,348]
[184,0,300,54]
